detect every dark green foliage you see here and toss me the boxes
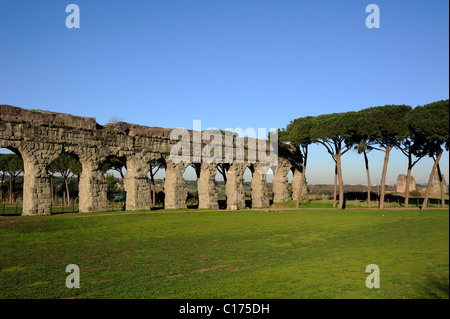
[0,153,24,174]
[409,100,449,209]
[48,153,81,178]
[105,173,120,200]
[101,156,127,179]
[47,154,82,204]
[310,111,358,145]
[409,190,422,197]
[0,153,24,203]
[279,116,316,207]
[410,99,449,155]
[309,112,359,209]
[281,116,315,147]
[357,104,412,147]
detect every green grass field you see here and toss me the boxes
[0,208,448,299]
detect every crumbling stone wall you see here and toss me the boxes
[396,174,416,194]
[431,171,448,195]
[0,104,306,215]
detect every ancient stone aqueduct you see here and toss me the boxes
[0,105,306,216]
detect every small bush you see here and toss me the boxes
[409,190,422,197]
[186,191,198,204]
[317,189,332,196]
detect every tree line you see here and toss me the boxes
[0,153,23,203]
[277,100,449,210]
[0,152,166,208]
[0,153,82,205]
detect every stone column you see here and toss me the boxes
[291,167,308,201]
[225,163,247,210]
[198,163,219,209]
[124,157,151,211]
[22,149,52,216]
[273,159,292,203]
[78,161,108,212]
[250,164,269,208]
[164,160,188,209]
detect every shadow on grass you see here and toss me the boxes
[415,274,449,299]
[341,192,448,207]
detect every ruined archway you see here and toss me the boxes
[215,164,228,209]
[243,166,252,208]
[47,152,82,213]
[0,147,24,214]
[266,167,274,205]
[148,157,166,209]
[183,164,200,209]
[0,141,54,216]
[287,170,294,199]
[100,155,127,211]
[1,105,299,215]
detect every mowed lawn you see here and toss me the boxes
[0,209,448,299]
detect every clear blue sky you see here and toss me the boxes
[0,0,448,184]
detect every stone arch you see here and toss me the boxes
[0,142,54,216]
[46,151,82,212]
[243,165,253,208]
[0,146,25,210]
[182,163,200,208]
[46,147,109,213]
[99,154,127,210]
[215,163,229,209]
[265,167,275,204]
[1,105,302,214]
[148,155,166,209]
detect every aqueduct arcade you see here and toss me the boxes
[0,105,306,215]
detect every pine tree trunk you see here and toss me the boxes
[12,175,16,204]
[152,183,156,207]
[437,164,445,208]
[379,146,392,210]
[296,166,306,209]
[151,179,155,207]
[363,151,371,208]
[422,151,442,210]
[9,175,12,204]
[404,167,412,208]
[333,164,338,208]
[219,166,227,184]
[65,179,70,206]
[335,154,345,209]
[0,173,4,202]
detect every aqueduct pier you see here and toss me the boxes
[0,105,306,215]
